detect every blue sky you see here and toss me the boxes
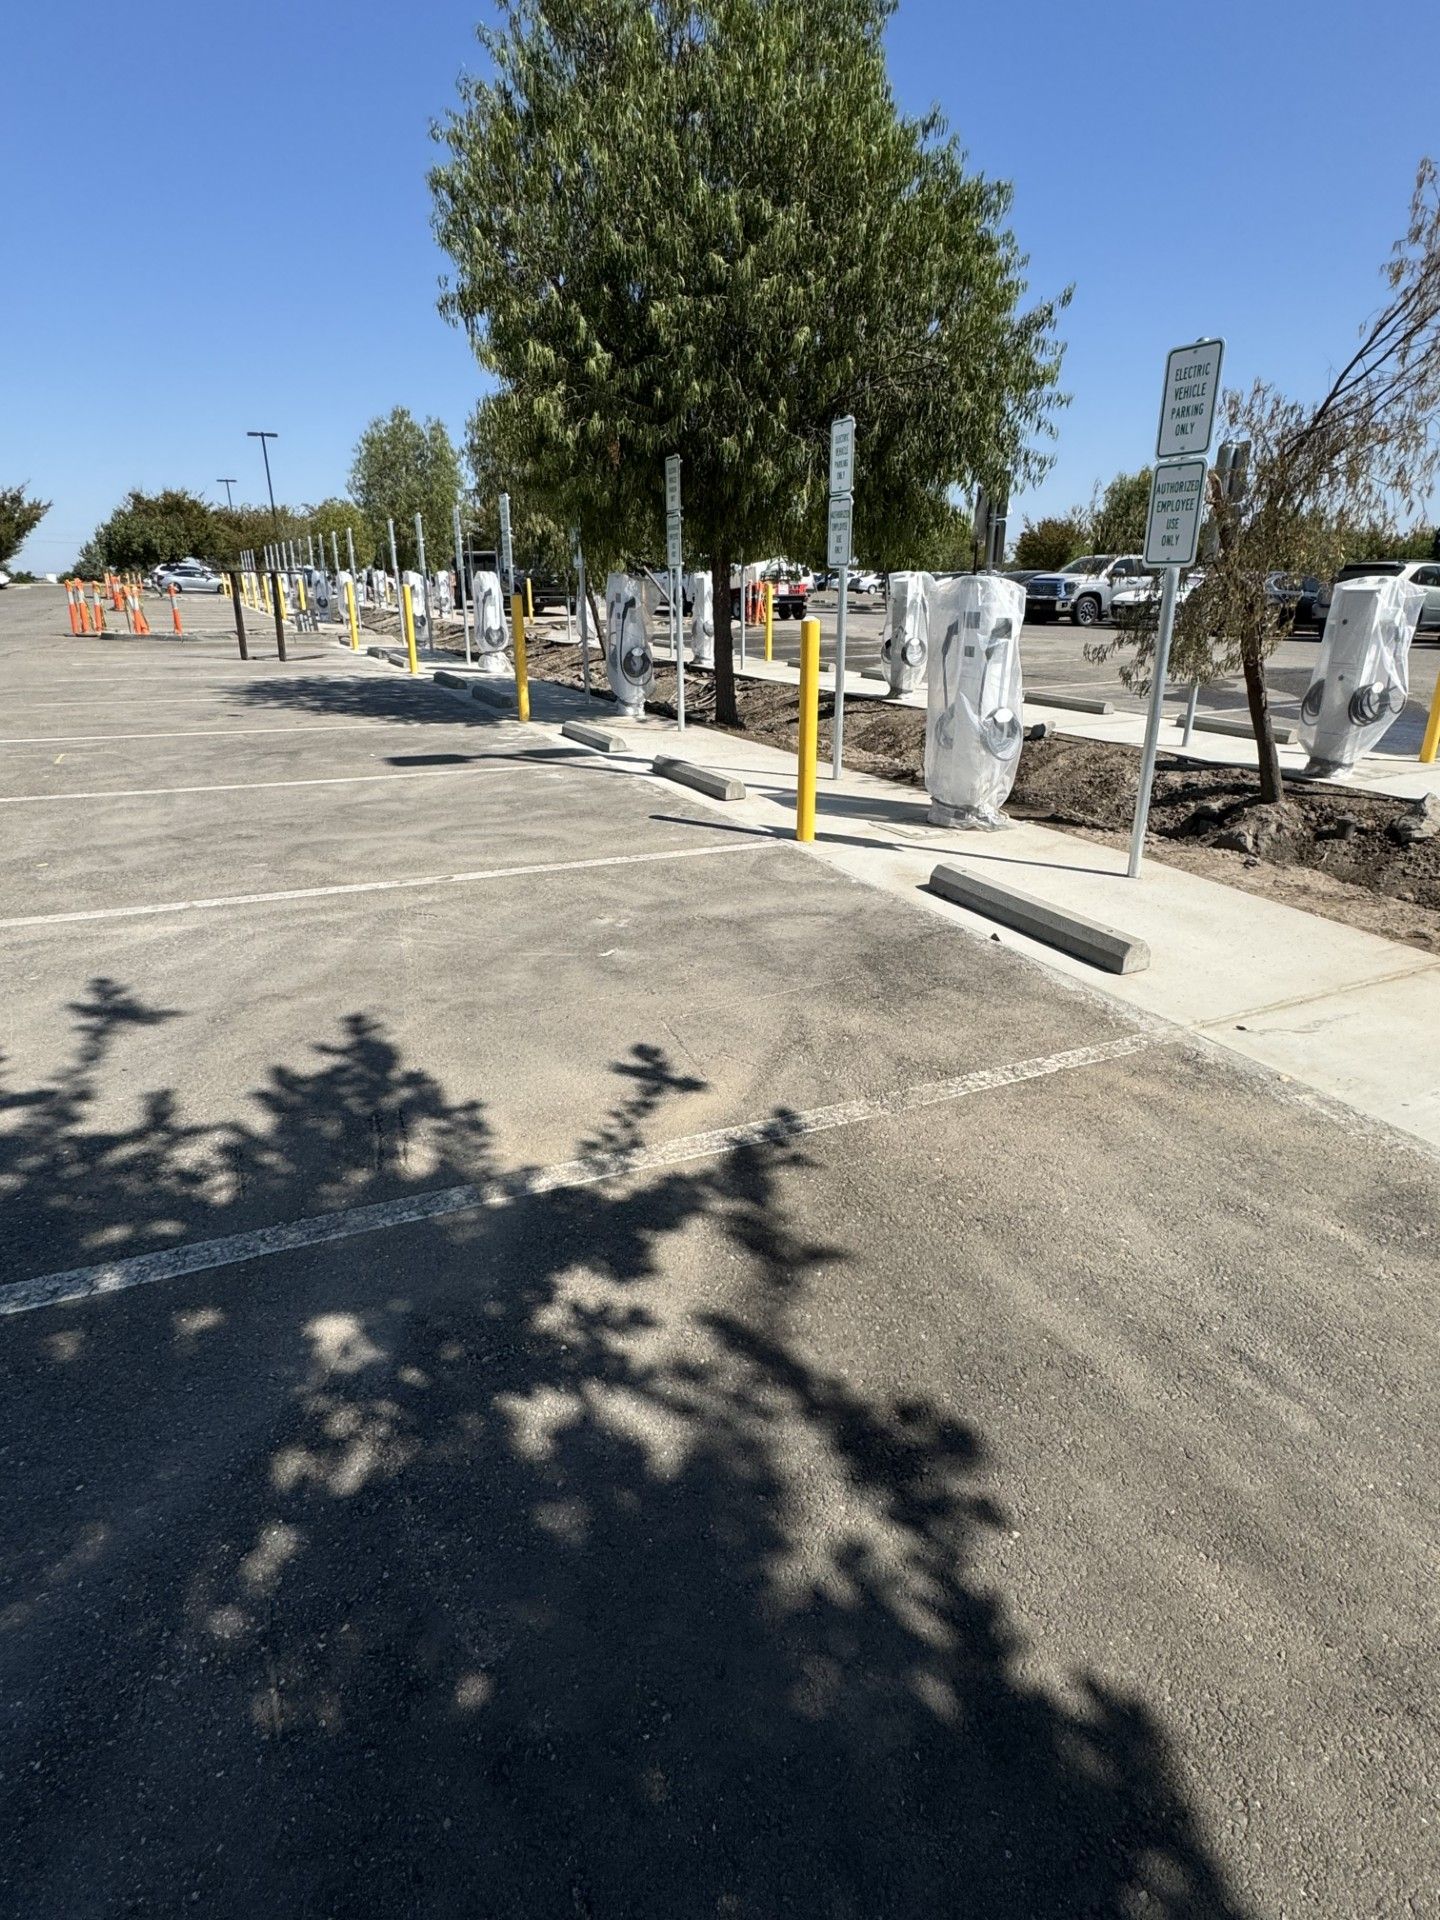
[4,0,1433,571]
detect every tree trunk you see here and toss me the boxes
[1240,632,1284,803]
[710,538,739,727]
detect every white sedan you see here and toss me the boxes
[151,559,224,594]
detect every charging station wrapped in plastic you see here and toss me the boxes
[880,572,928,693]
[924,573,1026,828]
[605,571,655,717]
[402,570,429,648]
[473,570,507,674]
[689,571,714,668]
[1298,574,1424,776]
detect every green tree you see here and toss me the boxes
[466,391,573,578]
[1096,162,1440,805]
[80,488,220,572]
[1014,512,1087,570]
[1086,468,1151,554]
[0,484,50,569]
[349,408,463,570]
[431,0,1067,725]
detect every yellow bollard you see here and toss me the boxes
[525,574,534,620]
[764,581,774,662]
[345,576,360,651]
[512,591,530,722]
[796,615,819,841]
[296,573,308,615]
[402,582,420,674]
[1421,672,1440,765]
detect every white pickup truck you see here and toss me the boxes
[1022,553,1151,627]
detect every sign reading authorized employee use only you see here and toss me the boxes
[1156,339,1223,460]
[1144,457,1207,566]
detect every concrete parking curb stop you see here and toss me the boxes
[1189,713,1295,744]
[561,721,629,753]
[652,756,747,801]
[471,679,515,709]
[927,863,1151,974]
[1027,692,1115,715]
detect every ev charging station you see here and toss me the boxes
[923,573,1026,827]
[604,570,655,718]
[472,570,508,674]
[1298,574,1424,776]
[880,571,928,694]
[689,571,715,668]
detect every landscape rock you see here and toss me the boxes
[1387,792,1440,845]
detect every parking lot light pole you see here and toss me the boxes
[217,478,238,510]
[247,432,280,538]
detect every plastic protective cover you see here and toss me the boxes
[689,571,715,668]
[880,572,928,693]
[402,570,429,646]
[605,571,655,714]
[1298,574,1424,775]
[473,570,507,672]
[924,573,1026,828]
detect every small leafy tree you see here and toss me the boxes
[1096,160,1440,805]
[80,488,220,572]
[0,484,50,569]
[1014,513,1087,570]
[431,0,1068,725]
[1086,468,1151,554]
[465,391,572,578]
[349,408,463,570]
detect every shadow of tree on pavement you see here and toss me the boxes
[0,981,1252,1918]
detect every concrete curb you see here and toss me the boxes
[1027,692,1115,715]
[1187,713,1295,745]
[652,755,747,801]
[561,720,629,753]
[927,863,1150,975]
[471,679,517,709]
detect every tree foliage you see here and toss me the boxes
[431,0,1068,720]
[1013,512,1088,570]
[465,391,572,576]
[0,484,50,569]
[78,488,220,572]
[1096,161,1440,804]
[1086,468,1151,554]
[349,408,464,570]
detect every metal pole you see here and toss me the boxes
[415,512,434,655]
[218,479,237,509]
[270,571,287,661]
[674,564,685,730]
[248,432,280,540]
[306,534,315,569]
[387,518,400,620]
[577,545,590,698]
[346,525,357,579]
[330,530,340,578]
[833,563,850,778]
[1127,563,1180,877]
[452,499,472,666]
[1181,680,1200,746]
[228,571,248,659]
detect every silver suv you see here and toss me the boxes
[151,558,224,594]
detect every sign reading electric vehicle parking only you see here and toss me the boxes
[829,416,856,497]
[1156,339,1224,459]
[1144,457,1207,567]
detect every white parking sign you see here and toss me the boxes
[827,495,853,567]
[1144,459,1208,567]
[1156,339,1224,460]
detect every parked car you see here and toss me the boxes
[151,558,224,594]
[849,571,884,594]
[1312,560,1440,637]
[1109,568,1206,624]
[1022,554,1150,627]
[1265,572,1324,632]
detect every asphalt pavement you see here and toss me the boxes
[1,585,1435,1918]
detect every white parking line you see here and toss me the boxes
[0,839,777,931]
[0,766,533,806]
[0,1034,1155,1317]
[0,721,418,746]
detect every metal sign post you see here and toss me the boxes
[1129,343,1223,877]
[498,493,514,597]
[829,415,856,780]
[573,530,590,698]
[665,456,684,730]
[387,518,400,617]
[452,498,472,665]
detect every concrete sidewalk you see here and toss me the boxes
[403,648,1440,1153]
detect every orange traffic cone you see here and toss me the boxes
[169,583,183,635]
[65,580,81,634]
[90,583,106,633]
